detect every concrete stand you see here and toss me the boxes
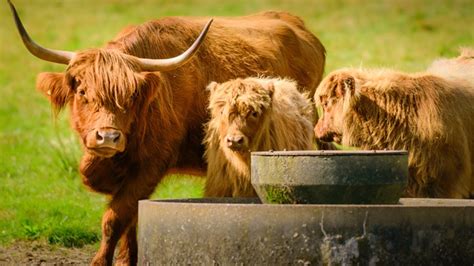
[138,198,474,265]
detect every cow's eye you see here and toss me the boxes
[70,77,81,90]
[217,105,225,115]
[320,96,328,107]
[131,90,138,100]
[78,89,86,96]
[251,111,259,118]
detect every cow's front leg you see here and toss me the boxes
[115,219,138,266]
[91,206,123,266]
[91,166,164,266]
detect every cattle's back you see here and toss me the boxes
[427,49,474,87]
[107,12,325,97]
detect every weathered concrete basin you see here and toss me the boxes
[251,150,408,204]
[138,198,474,265]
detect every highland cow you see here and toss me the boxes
[8,1,326,264]
[205,77,314,197]
[314,49,474,198]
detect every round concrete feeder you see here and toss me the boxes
[138,198,474,265]
[251,150,408,204]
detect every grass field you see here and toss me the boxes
[0,0,472,248]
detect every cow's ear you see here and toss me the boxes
[36,72,72,111]
[335,75,356,98]
[266,81,275,99]
[206,81,218,94]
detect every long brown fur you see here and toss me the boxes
[32,12,325,265]
[314,49,474,198]
[205,77,314,197]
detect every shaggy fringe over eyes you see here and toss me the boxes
[209,78,272,116]
[69,49,144,110]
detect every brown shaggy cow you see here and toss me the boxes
[204,77,314,197]
[8,1,325,265]
[314,49,474,199]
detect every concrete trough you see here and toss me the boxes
[251,150,408,204]
[138,198,474,265]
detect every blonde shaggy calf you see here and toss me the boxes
[204,77,314,197]
[314,48,474,198]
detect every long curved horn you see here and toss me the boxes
[139,19,213,72]
[7,0,75,65]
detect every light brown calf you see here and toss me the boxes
[205,77,314,197]
[314,49,474,198]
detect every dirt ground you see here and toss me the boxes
[0,241,95,265]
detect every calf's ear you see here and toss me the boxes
[206,81,218,94]
[340,75,358,113]
[36,72,72,111]
[266,81,275,99]
[334,75,356,98]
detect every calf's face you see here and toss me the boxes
[221,105,264,152]
[314,71,357,143]
[208,79,274,153]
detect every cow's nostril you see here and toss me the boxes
[96,130,122,146]
[113,133,121,143]
[96,131,104,141]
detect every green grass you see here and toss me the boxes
[0,0,472,247]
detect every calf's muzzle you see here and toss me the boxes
[226,134,246,151]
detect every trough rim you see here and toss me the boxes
[140,198,474,207]
[251,150,408,156]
